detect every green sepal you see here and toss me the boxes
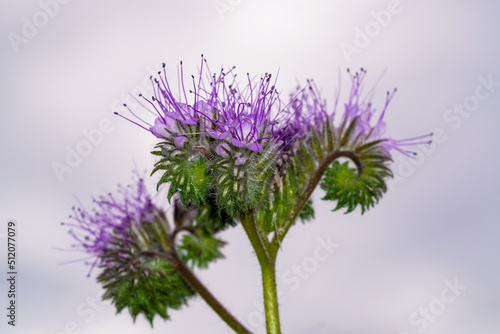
[310,128,324,162]
[324,119,335,151]
[150,150,165,156]
[340,116,358,147]
[256,163,300,233]
[298,139,316,174]
[292,154,307,190]
[355,139,386,154]
[283,166,299,203]
[214,160,259,217]
[256,199,277,234]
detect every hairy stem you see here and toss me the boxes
[260,260,281,334]
[169,250,253,334]
[269,150,361,258]
[240,212,271,264]
[240,213,281,334]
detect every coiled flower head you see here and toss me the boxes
[285,68,432,214]
[63,176,198,324]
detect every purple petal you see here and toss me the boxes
[245,142,262,152]
[231,138,246,148]
[174,136,188,147]
[215,142,231,156]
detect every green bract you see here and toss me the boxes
[152,131,282,218]
[152,139,211,207]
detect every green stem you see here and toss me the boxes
[269,150,361,258]
[240,212,271,263]
[260,260,281,334]
[240,213,281,334]
[170,251,253,334]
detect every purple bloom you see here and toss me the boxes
[280,80,329,142]
[215,142,231,156]
[342,69,432,157]
[63,176,164,275]
[116,57,430,162]
[116,56,295,155]
[234,152,248,165]
[150,117,179,138]
[288,69,432,157]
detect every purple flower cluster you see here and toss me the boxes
[117,58,430,161]
[116,56,295,154]
[341,69,432,157]
[287,68,432,157]
[280,79,330,143]
[63,177,161,274]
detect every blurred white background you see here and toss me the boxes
[1,0,499,333]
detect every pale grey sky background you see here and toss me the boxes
[1,0,499,333]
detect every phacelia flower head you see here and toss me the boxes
[63,175,168,275]
[116,59,431,217]
[62,175,203,324]
[116,56,296,158]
